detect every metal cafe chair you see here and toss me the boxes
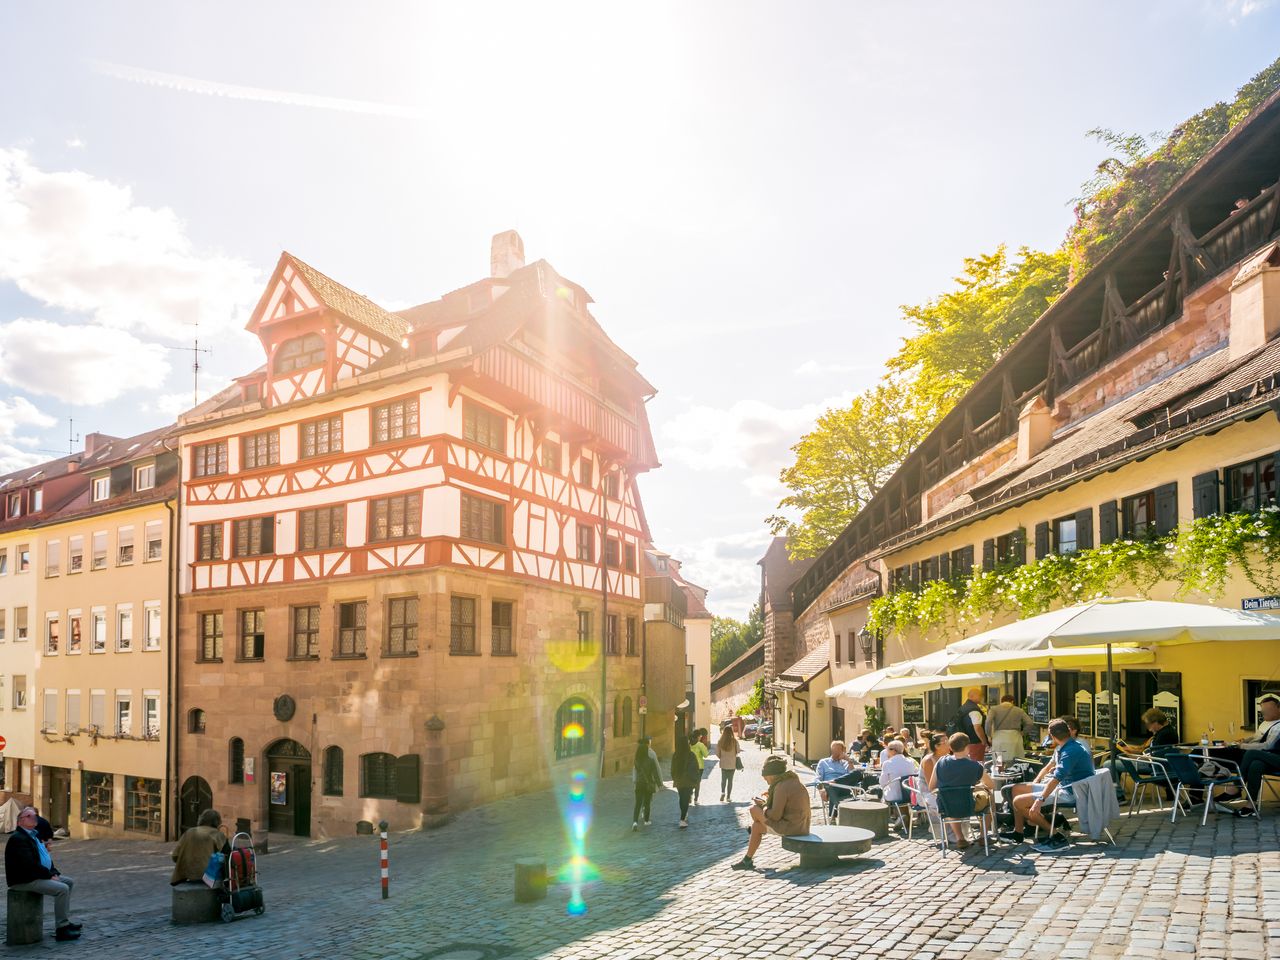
[1116,754,1177,817]
[1031,771,1116,847]
[1162,752,1257,826]
[934,785,993,857]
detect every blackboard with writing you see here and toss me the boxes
[1077,702,1093,737]
[1095,702,1114,740]
[902,696,925,726]
[1030,689,1050,725]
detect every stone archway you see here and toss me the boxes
[264,739,312,837]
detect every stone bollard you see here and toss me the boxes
[837,799,891,839]
[251,827,269,854]
[171,882,220,925]
[514,858,547,903]
[422,716,450,828]
[6,889,44,945]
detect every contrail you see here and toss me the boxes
[90,60,422,119]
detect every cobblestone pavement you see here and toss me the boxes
[5,747,1279,959]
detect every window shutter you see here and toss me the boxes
[1010,528,1027,567]
[1192,471,1219,519]
[909,562,920,589]
[982,539,995,571]
[961,545,974,575]
[395,754,421,804]
[1075,507,1094,551]
[1098,501,1118,544]
[937,552,951,581]
[1034,522,1050,561]
[1154,482,1179,536]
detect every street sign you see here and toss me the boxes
[0,734,7,751]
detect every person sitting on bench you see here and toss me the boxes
[171,809,232,885]
[731,756,811,871]
[4,806,82,941]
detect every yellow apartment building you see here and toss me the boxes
[32,429,177,838]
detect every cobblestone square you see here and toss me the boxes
[8,749,1278,959]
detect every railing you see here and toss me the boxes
[1201,187,1278,271]
[1064,329,1103,382]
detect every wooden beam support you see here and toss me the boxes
[1171,208,1217,276]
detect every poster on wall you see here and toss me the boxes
[244,758,255,786]
[269,771,287,805]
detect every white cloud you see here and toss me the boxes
[664,529,773,620]
[0,395,57,474]
[794,358,876,377]
[90,60,422,119]
[65,137,85,149]
[0,318,170,404]
[149,377,234,418]
[0,148,260,340]
[1214,0,1270,21]
[659,393,853,483]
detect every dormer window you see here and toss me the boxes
[91,476,110,502]
[31,488,42,512]
[7,493,19,517]
[275,333,326,374]
[134,463,155,492]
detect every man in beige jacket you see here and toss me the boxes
[730,756,811,871]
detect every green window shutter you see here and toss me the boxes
[1154,483,1179,536]
[981,539,996,572]
[1034,522,1050,560]
[1074,508,1094,551]
[1191,471,1219,519]
[1098,501,1118,544]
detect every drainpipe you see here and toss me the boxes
[598,467,609,779]
[161,437,180,842]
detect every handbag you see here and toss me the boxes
[201,850,224,889]
[734,756,744,771]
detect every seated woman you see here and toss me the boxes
[1118,708,1179,756]
[170,809,231,885]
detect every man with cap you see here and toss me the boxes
[730,755,810,871]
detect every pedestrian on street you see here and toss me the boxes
[632,737,661,830]
[730,755,811,871]
[671,706,699,827]
[5,806,82,941]
[691,729,710,804]
[717,725,741,801]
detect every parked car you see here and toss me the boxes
[742,720,759,739]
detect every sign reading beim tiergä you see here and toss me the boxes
[1242,596,1280,611]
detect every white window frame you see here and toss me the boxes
[68,535,83,574]
[12,675,26,710]
[115,691,133,737]
[144,520,163,562]
[67,609,82,654]
[0,608,6,642]
[89,689,105,733]
[44,540,60,578]
[134,463,155,491]
[143,691,160,739]
[117,526,134,566]
[91,475,110,502]
[116,605,133,652]
[91,608,106,653]
[143,602,161,651]
[65,689,81,735]
[14,606,28,641]
[42,688,57,733]
[44,613,59,656]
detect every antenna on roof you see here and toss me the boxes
[170,329,213,408]
[67,418,80,455]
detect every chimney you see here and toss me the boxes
[490,230,525,279]
[1228,241,1280,360]
[84,432,119,457]
[1016,395,1055,464]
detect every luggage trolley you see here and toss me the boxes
[219,832,265,922]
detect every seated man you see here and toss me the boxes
[731,756,811,871]
[928,733,995,849]
[878,739,918,806]
[171,808,232,885]
[815,739,858,817]
[4,806,82,941]
[1010,718,1094,852]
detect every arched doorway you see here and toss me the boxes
[265,739,312,837]
[179,776,213,834]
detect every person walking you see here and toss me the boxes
[632,737,661,830]
[717,726,741,801]
[690,729,710,804]
[671,706,699,827]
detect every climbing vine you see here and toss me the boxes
[865,508,1280,640]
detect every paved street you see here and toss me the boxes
[6,747,1279,959]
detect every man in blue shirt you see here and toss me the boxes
[1011,719,1093,851]
[4,806,82,940]
[815,740,859,818]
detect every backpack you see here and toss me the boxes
[949,702,978,740]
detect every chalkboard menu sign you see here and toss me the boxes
[1030,689,1050,725]
[902,696,925,726]
[1076,701,1093,737]
[1095,701,1115,740]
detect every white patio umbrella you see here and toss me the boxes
[944,644,1156,672]
[824,647,960,699]
[854,671,1003,699]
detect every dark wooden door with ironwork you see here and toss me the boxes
[46,767,71,830]
[265,739,311,837]
[179,776,213,834]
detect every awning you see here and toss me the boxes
[843,671,1002,699]
[945,644,1157,671]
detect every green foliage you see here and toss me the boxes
[886,246,1070,415]
[768,377,933,559]
[863,705,888,738]
[1068,57,1280,278]
[865,511,1280,639]
[737,678,764,717]
[711,604,764,674]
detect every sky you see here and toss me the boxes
[0,1,1278,618]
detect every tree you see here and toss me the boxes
[711,604,763,674]
[887,245,1069,415]
[1068,56,1280,278]
[767,376,935,559]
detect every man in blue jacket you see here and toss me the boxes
[5,806,82,941]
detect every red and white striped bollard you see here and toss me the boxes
[379,819,389,899]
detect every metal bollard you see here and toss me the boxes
[379,819,389,899]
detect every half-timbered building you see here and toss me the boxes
[176,232,669,837]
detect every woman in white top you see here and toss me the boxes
[914,733,950,838]
[716,726,741,801]
[878,740,918,803]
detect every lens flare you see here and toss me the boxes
[545,637,600,673]
[562,722,585,741]
[557,766,596,916]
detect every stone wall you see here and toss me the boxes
[178,567,655,838]
[710,669,764,722]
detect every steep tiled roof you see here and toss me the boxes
[284,253,409,345]
[770,641,831,692]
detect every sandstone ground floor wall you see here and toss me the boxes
[177,567,685,838]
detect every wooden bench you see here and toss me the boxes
[6,889,43,945]
[780,825,875,868]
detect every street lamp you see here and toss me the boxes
[857,626,876,668]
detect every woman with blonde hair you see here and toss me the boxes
[716,725,741,801]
